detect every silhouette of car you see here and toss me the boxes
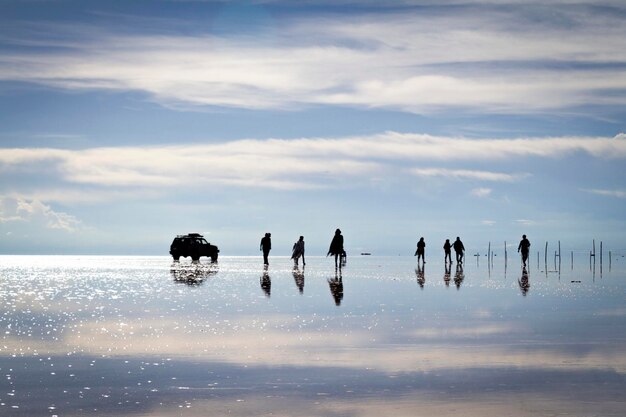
[170,233,219,262]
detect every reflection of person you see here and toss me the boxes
[518,266,530,296]
[327,229,344,268]
[260,233,272,265]
[443,239,452,264]
[327,270,343,306]
[517,234,531,266]
[453,237,465,263]
[414,237,426,264]
[260,266,271,297]
[291,236,305,266]
[443,262,451,287]
[416,263,425,289]
[454,263,465,290]
[292,265,305,294]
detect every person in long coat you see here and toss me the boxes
[327,229,344,268]
[291,236,305,266]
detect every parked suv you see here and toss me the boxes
[170,233,219,262]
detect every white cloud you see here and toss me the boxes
[0,196,82,232]
[581,188,626,199]
[472,188,493,197]
[481,220,496,226]
[0,133,624,192]
[412,169,523,182]
[0,6,625,113]
[515,219,535,226]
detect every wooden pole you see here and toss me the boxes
[571,250,573,270]
[544,241,548,270]
[600,241,603,267]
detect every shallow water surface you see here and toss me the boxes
[1,255,625,416]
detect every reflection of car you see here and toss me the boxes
[169,233,219,262]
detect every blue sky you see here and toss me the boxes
[0,0,625,256]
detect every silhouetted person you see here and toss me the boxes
[453,237,465,263]
[291,236,305,266]
[518,266,530,296]
[260,232,272,265]
[443,239,452,264]
[327,270,343,306]
[454,263,465,289]
[416,263,425,288]
[260,266,271,297]
[518,234,531,266]
[443,262,451,287]
[414,237,426,264]
[292,265,304,294]
[327,229,344,268]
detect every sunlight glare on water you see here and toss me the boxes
[0,255,624,416]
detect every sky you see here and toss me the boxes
[0,0,625,256]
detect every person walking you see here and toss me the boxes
[443,239,452,264]
[260,232,272,265]
[415,237,426,264]
[327,229,344,268]
[291,236,305,266]
[517,234,531,266]
[453,237,465,264]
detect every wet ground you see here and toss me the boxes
[1,255,625,416]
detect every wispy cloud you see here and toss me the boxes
[0,4,625,114]
[0,133,624,193]
[581,188,626,199]
[411,169,524,182]
[472,188,493,197]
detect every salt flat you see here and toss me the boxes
[1,255,624,416]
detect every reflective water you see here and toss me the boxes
[1,255,624,416]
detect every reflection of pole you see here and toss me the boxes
[558,241,561,271]
[504,241,507,267]
[537,251,540,270]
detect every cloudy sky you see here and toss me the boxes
[0,0,625,256]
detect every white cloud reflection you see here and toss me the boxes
[2,316,624,374]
